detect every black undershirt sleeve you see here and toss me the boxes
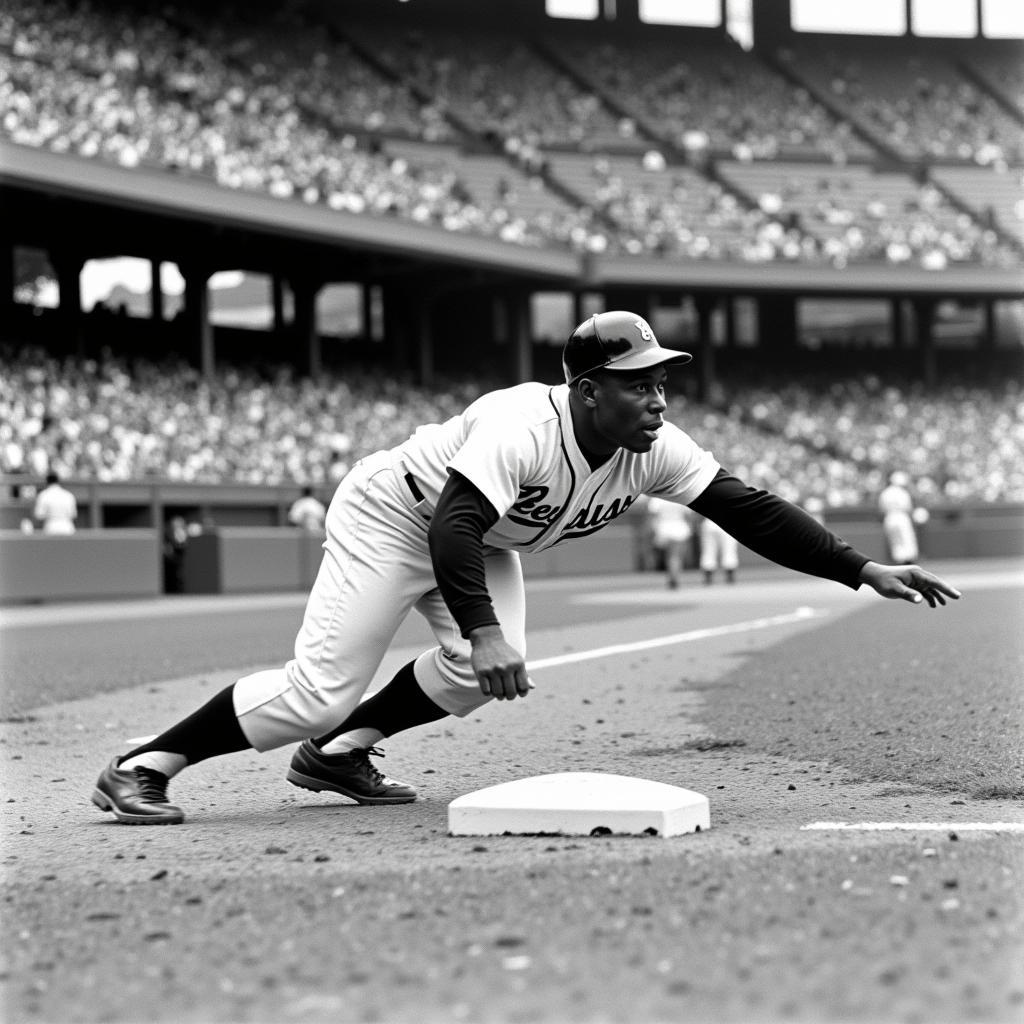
[687,468,871,589]
[428,469,503,637]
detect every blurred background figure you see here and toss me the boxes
[879,470,919,564]
[162,515,189,594]
[803,495,827,526]
[645,496,692,589]
[699,515,739,585]
[288,486,327,536]
[33,471,77,535]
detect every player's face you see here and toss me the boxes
[586,367,669,455]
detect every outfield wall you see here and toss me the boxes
[1,505,1021,604]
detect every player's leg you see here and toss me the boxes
[93,457,429,822]
[664,539,683,589]
[889,513,918,564]
[721,531,739,584]
[293,549,526,798]
[285,658,444,804]
[699,526,717,585]
[413,548,527,718]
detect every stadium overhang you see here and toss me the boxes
[0,142,579,286]
[592,256,1024,301]
[2,142,1021,302]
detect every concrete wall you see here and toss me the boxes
[2,510,1020,605]
[182,530,324,594]
[0,529,162,603]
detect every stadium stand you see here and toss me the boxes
[341,22,629,151]
[1,4,1021,522]
[778,41,1024,165]
[3,345,1021,507]
[548,30,873,163]
[2,0,1019,264]
[716,161,1016,267]
[929,164,1024,246]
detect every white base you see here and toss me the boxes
[448,772,710,838]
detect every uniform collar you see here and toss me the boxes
[551,384,620,480]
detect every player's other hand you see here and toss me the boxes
[468,625,532,701]
[859,561,962,608]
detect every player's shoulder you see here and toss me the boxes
[466,381,563,428]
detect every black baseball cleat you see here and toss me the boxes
[286,741,417,804]
[91,759,185,825]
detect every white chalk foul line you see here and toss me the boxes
[126,607,823,744]
[802,822,1024,833]
[526,606,823,672]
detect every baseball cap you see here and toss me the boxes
[562,311,692,385]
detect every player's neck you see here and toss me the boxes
[568,398,616,470]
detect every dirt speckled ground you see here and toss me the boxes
[2,562,1022,1023]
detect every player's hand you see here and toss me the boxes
[858,561,962,608]
[468,625,532,701]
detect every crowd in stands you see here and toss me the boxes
[0,346,481,487]
[346,24,627,153]
[719,163,1017,269]
[736,374,1024,505]
[0,0,593,249]
[783,45,1024,168]
[556,34,872,164]
[3,347,1021,509]
[2,0,1018,265]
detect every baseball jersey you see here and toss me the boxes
[878,483,913,516]
[288,495,327,532]
[394,382,719,553]
[33,483,77,534]
[646,496,692,545]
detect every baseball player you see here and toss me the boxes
[33,471,78,534]
[878,471,919,564]
[91,312,961,825]
[644,495,692,589]
[698,514,739,584]
[287,486,327,535]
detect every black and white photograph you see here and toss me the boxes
[1,0,1022,1022]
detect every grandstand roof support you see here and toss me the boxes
[291,278,321,380]
[150,260,164,324]
[758,295,798,354]
[913,298,936,388]
[981,300,997,352]
[506,290,533,384]
[416,302,435,389]
[52,251,84,359]
[891,299,907,350]
[0,241,15,328]
[272,276,286,336]
[723,296,737,350]
[694,295,718,404]
[181,264,213,380]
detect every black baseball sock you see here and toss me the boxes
[315,660,449,747]
[120,684,252,766]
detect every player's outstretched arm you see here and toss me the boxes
[858,561,962,607]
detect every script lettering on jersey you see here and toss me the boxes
[507,485,563,529]
[560,494,637,540]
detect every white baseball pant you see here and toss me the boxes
[883,511,918,563]
[699,519,739,572]
[231,450,526,752]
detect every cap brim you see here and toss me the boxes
[605,348,693,372]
